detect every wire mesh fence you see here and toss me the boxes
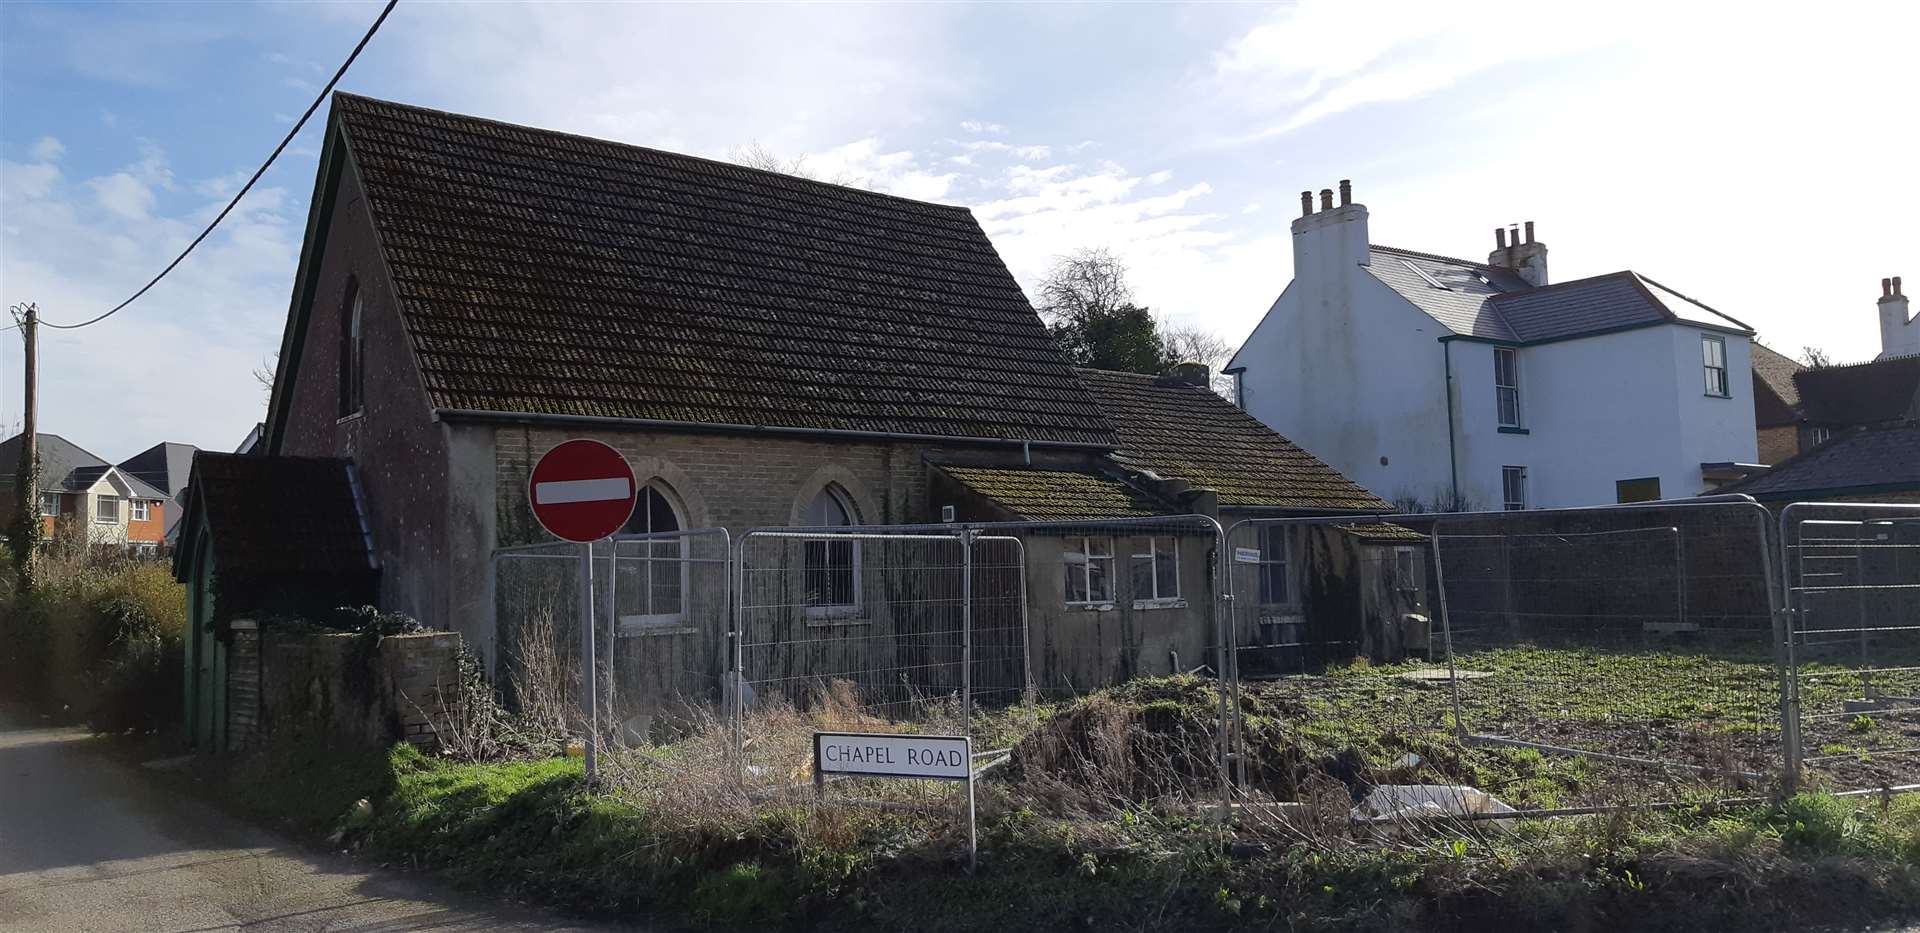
[1433,501,1781,799]
[1782,502,1920,793]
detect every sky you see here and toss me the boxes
[0,0,1915,460]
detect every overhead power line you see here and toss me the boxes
[40,0,400,332]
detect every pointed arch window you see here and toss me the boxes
[616,483,687,632]
[804,485,860,617]
[338,279,365,417]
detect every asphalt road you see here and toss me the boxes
[0,709,641,933]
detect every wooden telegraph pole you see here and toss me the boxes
[8,301,39,595]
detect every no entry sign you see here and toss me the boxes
[528,439,637,542]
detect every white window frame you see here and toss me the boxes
[1064,536,1116,608]
[1502,466,1528,511]
[1256,524,1297,610]
[95,495,120,524]
[1494,346,1522,428]
[130,500,151,522]
[1702,334,1729,398]
[803,486,863,622]
[616,484,690,634]
[1130,535,1183,609]
[39,493,57,516]
[1809,426,1833,447]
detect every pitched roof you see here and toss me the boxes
[0,433,107,493]
[324,93,1113,447]
[1751,342,1807,426]
[1716,421,1920,499]
[118,442,199,499]
[1793,354,1920,426]
[936,464,1176,520]
[64,465,169,501]
[1366,246,1751,344]
[1074,368,1389,511]
[180,453,375,576]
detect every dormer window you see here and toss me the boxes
[1494,347,1522,428]
[338,280,365,417]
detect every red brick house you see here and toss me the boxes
[0,433,171,554]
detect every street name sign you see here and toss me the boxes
[814,732,972,781]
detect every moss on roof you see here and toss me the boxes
[938,465,1175,520]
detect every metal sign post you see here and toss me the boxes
[528,438,638,783]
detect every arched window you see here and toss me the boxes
[616,483,686,631]
[804,485,859,615]
[338,280,365,417]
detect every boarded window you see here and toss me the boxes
[1615,477,1662,503]
[1257,524,1294,608]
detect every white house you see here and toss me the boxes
[1226,182,1760,511]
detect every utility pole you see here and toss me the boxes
[8,301,39,595]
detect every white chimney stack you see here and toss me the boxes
[1880,276,1915,359]
[1487,220,1548,287]
[1292,178,1370,284]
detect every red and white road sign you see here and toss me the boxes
[528,439,637,543]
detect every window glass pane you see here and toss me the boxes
[650,488,678,532]
[1088,553,1110,602]
[1065,560,1087,602]
[1155,542,1179,598]
[1131,554,1155,599]
[1087,536,1111,557]
[1498,387,1519,426]
[1261,563,1288,605]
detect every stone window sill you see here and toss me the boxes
[1133,598,1188,611]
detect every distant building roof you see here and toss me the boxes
[1751,343,1808,427]
[304,93,1114,448]
[64,464,168,501]
[1366,246,1752,345]
[1075,368,1390,511]
[936,464,1176,520]
[1716,421,1920,500]
[118,442,199,499]
[1793,354,1920,426]
[0,433,108,494]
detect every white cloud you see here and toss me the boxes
[0,140,296,456]
[959,119,1006,135]
[29,137,65,162]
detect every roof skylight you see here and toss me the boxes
[1400,259,1449,290]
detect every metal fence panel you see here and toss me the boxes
[1783,502,1920,793]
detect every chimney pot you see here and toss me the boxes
[1319,188,1334,211]
[1524,220,1535,244]
[1896,276,1905,296]
[1338,179,1352,206]
[1495,228,1508,249]
[1300,191,1314,217]
[1887,277,1896,298]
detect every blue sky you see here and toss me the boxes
[2,0,1915,459]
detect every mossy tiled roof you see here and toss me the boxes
[330,94,1115,445]
[1333,521,1427,543]
[938,465,1175,520]
[1075,369,1390,511]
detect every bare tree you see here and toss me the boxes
[1037,247,1133,323]
[252,353,278,398]
[1161,324,1237,397]
[1801,345,1833,369]
[726,141,815,179]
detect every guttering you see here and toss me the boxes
[1441,339,1460,504]
[432,408,1118,452]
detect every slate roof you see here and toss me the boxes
[0,433,109,493]
[179,453,375,576]
[1716,422,1920,499]
[1366,246,1752,344]
[937,465,1176,520]
[64,465,168,501]
[327,93,1113,446]
[1751,343,1807,426]
[1075,369,1390,511]
[1793,354,1920,426]
[119,442,199,499]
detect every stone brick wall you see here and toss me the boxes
[229,626,462,749]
